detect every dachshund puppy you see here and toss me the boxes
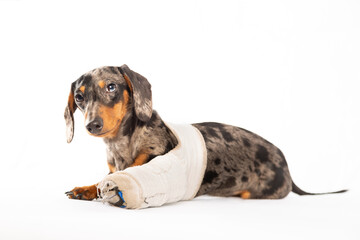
[65,65,346,201]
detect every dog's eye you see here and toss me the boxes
[106,83,116,93]
[75,94,84,102]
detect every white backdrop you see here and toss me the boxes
[0,0,359,239]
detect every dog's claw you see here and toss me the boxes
[65,190,83,199]
[65,191,75,197]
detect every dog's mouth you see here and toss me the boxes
[88,120,121,138]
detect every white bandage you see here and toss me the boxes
[97,123,207,209]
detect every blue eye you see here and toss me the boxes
[106,83,116,93]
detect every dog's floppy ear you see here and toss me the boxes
[64,82,77,143]
[118,64,152,122]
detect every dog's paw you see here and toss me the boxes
[97,180,126,208]
[65,184,98,200]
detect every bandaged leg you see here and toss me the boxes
[97,123,207,209]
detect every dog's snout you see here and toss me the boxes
[86,118,103,134]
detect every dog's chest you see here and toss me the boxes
[105,137,134,170]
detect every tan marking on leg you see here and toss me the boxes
[241,191,251,199]
[108,162,116,173]
[130,153,149,167]
[98,80,105,88]
[233,190,251,199]
[67,184,98,200]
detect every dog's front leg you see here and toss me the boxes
[65,163,117,200]
[65,184,99,200]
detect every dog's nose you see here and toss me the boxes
[86,118,103,134]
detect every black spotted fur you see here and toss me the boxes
[65,65,347,201]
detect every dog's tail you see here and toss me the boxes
[291,181,348,196]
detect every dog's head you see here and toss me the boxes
[64,65,152,143]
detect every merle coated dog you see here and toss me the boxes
[65,65,346,201]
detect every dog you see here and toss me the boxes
[65,64,346,201]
